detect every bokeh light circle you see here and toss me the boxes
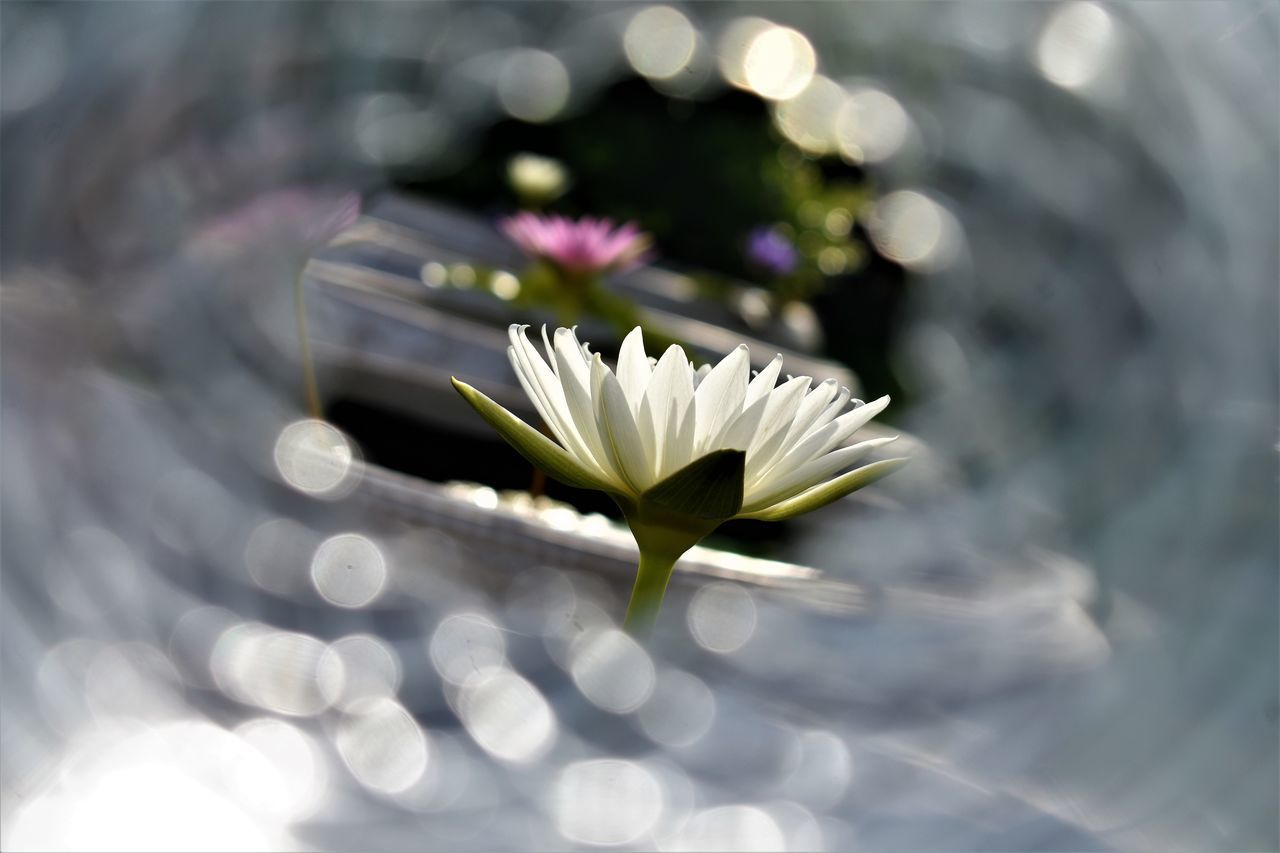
[740,25,816,101]
[624,6,698,82]
[430,612,507,685]
[867,190,963,272]
[310,533,387,608]
[272,419,356,497]
[457,667,556,764]
[687,582,757,654]
[498,50,570,123]
[569,628,656,714]
[666,805,786,852]
[637,669,717,747]
[553,759,665,846]
[336,697,429,795]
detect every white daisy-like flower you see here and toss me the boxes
[452,325,908,634]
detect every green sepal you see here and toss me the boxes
[736,457,910,521]
[451,378,615,493]
[641,449,745,520]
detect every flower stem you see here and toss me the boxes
[293,267,322,420]
[623,549,679,637]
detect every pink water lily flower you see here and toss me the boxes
[500,213,653,276]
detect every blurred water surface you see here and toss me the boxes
[2,3,1276,851]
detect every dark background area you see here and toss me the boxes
[396,77,911,405]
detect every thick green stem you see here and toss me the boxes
[293,267,322,419]
[614,493,724,638]
[623,549,679,637]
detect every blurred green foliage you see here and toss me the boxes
[402,80,787,275]
[397,77,909,409]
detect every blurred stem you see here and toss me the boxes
[293,267,322,420]
[623,549,679,638]
[529,466,547,498]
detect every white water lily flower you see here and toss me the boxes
[452,325,908,634]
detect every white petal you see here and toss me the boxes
[816,395,891,456]
[636,394,660,478]
[660,396,696,478]
[720,393,770,453]
[803,385,851,441]
[770,378,838,467]
[615,326,651,417]
[592,355,652,491]
[803,391,896,458]
[541,325,557,370]
[692,345,750,454]
[749,385,858,488]
[507,327,558,429]
[554,329,613,476]
[643,344,694,469]
[744,376,810,482]
[508,346,564,443]
[786,378,840,442]
[692,363,712,388]
[750,415,844,490]
[743,437,898,512]
[554,327,592,389]
[745,355,784,407]
[751,380,846,487]
[508,327,592,466]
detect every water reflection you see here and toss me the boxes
[569,627,656,714]
[737,25,816,101]
[354,94,452,168]
[273,419,357,497]
[430,612,508,685]
[2,2,1274,851]
[245,518,317,598]
[336,697,430,794]
[835,86,911,164]
[234,717,329,820]
[310,532,388,608]
[211,625,344,716]
[637,669,717,748]
[497,50,571,123]
[553,758,665,846]
[503,566,577,636]
[783,730,853,811]
[0,11,68,115]
[866,190,964,272]
[330,633,402,710]
[456,667,556,764]
[773,75,845,155]
[82,642,184,721]
[625,6,698,82]
[687,582,757,654]
[665,804,785,853]
[1036,2,1116,91]
[7,721,291,852]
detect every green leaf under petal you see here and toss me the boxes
[736,457,910,521]
[642,449,745,520]
[451,378,616,493]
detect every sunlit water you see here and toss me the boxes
[2,3,1275,851]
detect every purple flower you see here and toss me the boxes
[500,213,653,276]
[745,227,799,277]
